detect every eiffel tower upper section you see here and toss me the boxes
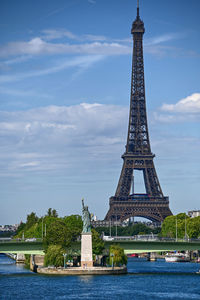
[126,3,150,156]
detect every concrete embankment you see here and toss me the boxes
[6,253,16,260]
[37,266,127,275]
[5,253,25,263]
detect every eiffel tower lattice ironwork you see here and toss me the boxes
[105,3,172,223]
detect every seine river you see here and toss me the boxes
[1,254,200,299]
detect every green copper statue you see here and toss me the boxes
[82,198,91,233]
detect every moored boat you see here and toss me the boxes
[165,252,190,262]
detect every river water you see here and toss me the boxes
[1,254,200,299]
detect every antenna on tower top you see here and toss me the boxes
[137,0,140,18]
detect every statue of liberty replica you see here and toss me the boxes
[81,199,93,268]
[82,199,91,233]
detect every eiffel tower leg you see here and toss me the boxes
[115,159,133,198]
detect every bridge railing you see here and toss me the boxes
[103,235,200,243]
[0,238,43,243]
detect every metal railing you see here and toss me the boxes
[0,238,43,243]
[103,235,200,243]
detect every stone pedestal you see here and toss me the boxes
[81,232,93,268]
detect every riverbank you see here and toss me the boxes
[37,266,127,275]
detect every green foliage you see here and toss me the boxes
[44,245,65,267]
[109,245,127,266]
[24,254,31,269]
[94,223,160,237]
[44,219,69,249]
[26,212,38,230]
[15,213,39,239]
[161,215,176,238]
[63,215,83,242]
[43,215,83,249]
[47,208,58,218]
[15,209,83,250]
[15,222,26,235]
[15,212,59,239]
[187,217,200,238]
[161,213,200,239]
[92,229,105,255]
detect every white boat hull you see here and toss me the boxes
[165,253,190,262]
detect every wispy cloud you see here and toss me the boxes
[0,55,104,83]
[0,37,131,58]
[0,87,50,98]
[88,0,96,4]
[0,29,187,60]
[42,29,107,42]
[0,102,199,189]
[42,29,78,41]
[145,32,185,46]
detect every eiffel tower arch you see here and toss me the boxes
[105,2,172,223]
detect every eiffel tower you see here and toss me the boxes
[105,1,172,223]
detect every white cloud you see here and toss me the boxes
[42,29,78,41]
[0,103,128,175]
[0,30,188,61]
[83,34,107,42]
[145,33,185,46]
[42,29,106,42]
[153,93,200,123]
[161,93,200,113]
[0,37,131,58]
[20,161,40,168]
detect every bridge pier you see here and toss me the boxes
[16,253,25,263]
[147,252,157,262]
[30,254,44,272]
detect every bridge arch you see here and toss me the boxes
[119,212,161,223]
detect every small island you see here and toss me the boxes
[34,200,127,275]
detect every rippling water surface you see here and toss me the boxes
[1,254,200,299]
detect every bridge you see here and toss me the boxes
[1,238,200,255]
[0,240,45,255]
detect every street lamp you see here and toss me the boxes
[185,215,187,241]
[110,253,114,269]
[63,253,67,268]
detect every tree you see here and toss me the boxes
[92,229,105,255]
[52,209,58,218]
[47,208,52,217]
[109,245,127,266]
[26,212,38,230]
[94,223,160,237]
[15,222,26,235]
[44,245,65,267]
[161,213,192,238]
[63,215,83,242]
[187,217,200,238]
[44,219,69,249]
[47,208,58,217]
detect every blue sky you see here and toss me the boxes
[0,0,200,224]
